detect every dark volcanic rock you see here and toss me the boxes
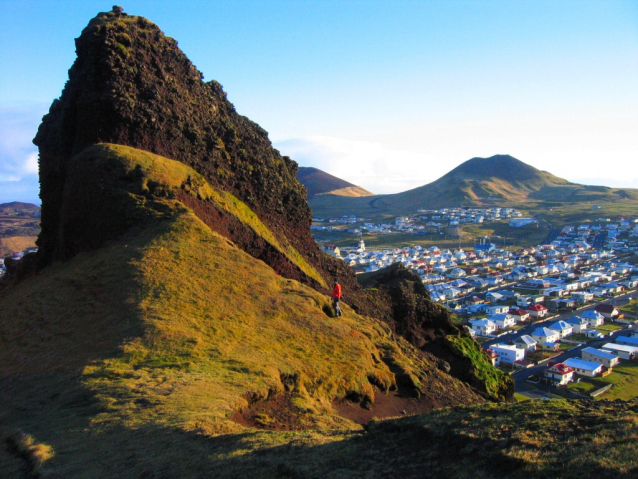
[34,9,313,270]
[355,264,513,400]
[357,264,464,346]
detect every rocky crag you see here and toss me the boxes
[31,7,509,402]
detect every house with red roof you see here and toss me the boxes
[509,308,530,322]
[544,362,574,386]
[482,348,498,366]
[527,303,548,319]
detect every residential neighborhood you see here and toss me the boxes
[318,210,638,400]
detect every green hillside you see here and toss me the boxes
[2,144,635,478]
[0,143,488,476]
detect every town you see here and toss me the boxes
[312,206,527,237]
[320,210,638,399]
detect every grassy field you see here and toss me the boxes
[620,299,638,316]
[568,361,638,401]
[596,324,623,334]
[316,220,549,251]
[568,378,605,395]
[570,333,593,343]
[0,235,37,257]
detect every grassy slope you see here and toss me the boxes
[0,144,485,476]
[90,144,326,287]
[0,236,37,256]
[3,229,636,478]
[3,144,634,477]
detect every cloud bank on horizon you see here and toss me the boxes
[275,136,428,194]
[0,104,44,204]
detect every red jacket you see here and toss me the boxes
[332,283,342,300]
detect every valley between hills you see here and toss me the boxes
[1,7,638,478]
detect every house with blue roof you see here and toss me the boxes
[566,316,588,333]
[531,327,560,345]
[616,336,638,348]
[562,358,603,377]
[580,310,605,327]
[548,320,573,338]
[582,347,619,368]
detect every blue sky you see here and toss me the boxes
[1,0,637,203]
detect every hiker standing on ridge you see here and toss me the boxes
[332,279,342,317]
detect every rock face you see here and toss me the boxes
[357,264,462,346]
[357,264,514,400]
[34,9,314,271]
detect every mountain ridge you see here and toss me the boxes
[297,166,374,198]
[308,154,638,217]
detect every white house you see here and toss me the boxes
[486,292,504,303]
[548,320,573,339]
[544,363,574,386]
[514,335,537,351]
[447,268,467,278]
[489,313,516,330]
[580,310,605,327]
[581,347,620,368]
[517,296,532,307]
[566,317,588,334]
[562,358,603,377]
[509,308,530,323]
[491,344,525,365]
[526,304,548,319]
[469,319,497,336]
[571,291,594,303]
[601,343,638,360]
[486,305,510,316]
[586,330,605,340]
[532,327,560,345]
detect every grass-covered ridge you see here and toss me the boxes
[78,143,326,287]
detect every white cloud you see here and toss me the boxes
[0,176,40,205]
[275,136,437,194]
[0,103,46,182]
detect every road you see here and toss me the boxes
[533,214,559,244]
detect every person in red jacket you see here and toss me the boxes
[331,279,342,317]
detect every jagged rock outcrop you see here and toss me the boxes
[357,264,514,400]
[34,8,315,272]
[31,7,511,401]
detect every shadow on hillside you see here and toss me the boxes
[6,401,636,479]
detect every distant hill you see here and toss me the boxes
[309,154,638,217]
[297,167,373,197]
[392,154,571,207]
[0,202,40,213]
